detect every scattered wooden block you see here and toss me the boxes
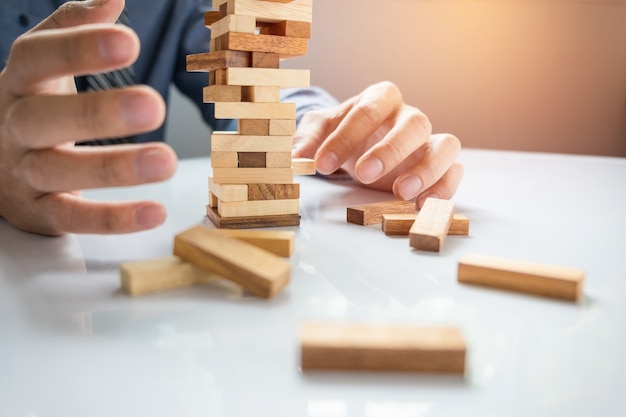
[382,213,470,236]
[346,200,416,226]
[216,229,295,257]
[292,157,316,175]
[174,225,292,298]
[300,322,466,374]
[120,256,218,296]
[409,198,455,252]
[458,254,585,302]
[207,205,301,229]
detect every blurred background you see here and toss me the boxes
[166,0,626,158]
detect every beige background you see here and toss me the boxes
[168,0,626,157]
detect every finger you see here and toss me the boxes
[391,133,462,200]
[7,25,139,95]
[416,162,465,209]
[315,81,402,175]
[20,143,177,192]
[354,105,432,184]
[8,86,166,148]
[34,193,167,235]
[33,0,125,31]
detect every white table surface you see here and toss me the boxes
[1,149,625,417]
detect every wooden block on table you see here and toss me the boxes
[209,14,256,38]
[211,151,239,168]
[300,322,466,374]
[457,254,585,302]
[346,200,416,226]
[186,50,250,72]
[212,132,292,152]
[266,152,292,168]
[214,102,296,119]
[382,213,470,236]
[213,0,313,23]
[238,152,267,168]
[292,157,316,175]
[409,198,455,252]
[174,225,292,298]
[218,198,299,218]
[241,86,281,103]
[248,183,300,200]
[120,256,218,296]
[210,177,248,202]
[269,119,296,135]
[225,67,310,88]
[212,167,294,184]
[215,229,295,257]
[207,205,301,229]
[251,52,280,68]
[239,119,270,135]
[203,85,242,103]
[214,32,308,58]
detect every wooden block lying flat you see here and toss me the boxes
[458,254,585,302]
[409,198,455,252]
[214,32,308,58]
[225,67,310,88]
[210,14,256,38]
[207,205,301,229]
[292,157,316,175]
[251,52,280,69]
[174,225,292,298]
[241,86,281,103]
[209,178,248,202]
[266,152,292,168]
[120,256,218,296]
[239,119,269,135]
[214,102,296,119]
[212,167,294,184]
[300,322,466,374]
[346,200,416,226]
[186,50,250,72]
[238,152,266,168]
[259,20,311,38]
[211,133,292,152]
[269,119,296,135]
[218,198,299,218]
[215,230,295,257]
[211,151,239,168]
[214,0,313,23]
[382,213,470,236]
[203,85,242,103]
[248,183,300,200]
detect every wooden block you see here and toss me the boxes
[174,225,292,298]
[238,152,266,168]
[261,0,295,3]
[292,157,316,175]
[266,152,292,168]
[215,229,295,257]
[251,52,280,68]
[269,119,296,135]
[458,254,585,302]
[248,183,300,200]
[409,198,455,252]
[382,213,470,236]
[212,167,294,184]
[239,119,269,135]
[211,151,239,168]
[204,10,222,26]
[225,67,310,88]
[241,86,281,103]
[214,102,296,119]
[214,0,313,23]
[211,133,292,152]
[209,177,248,202]
[210,14,256,39]
[346,200,416,226]
[300,322,466,374]
[260,20,311,38]
[207,205,301,229]
[209,191,219,208]
[215,32,308,58]
[203,85,242,103]
[218,198,299,218]
[186,50,250,72]
[120,256,218,296]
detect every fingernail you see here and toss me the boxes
[121,93,158,129]
[397,176,423,200]
[134,149,174,180]
[316,152,338,175]
[357,157,384,183]
[99,30,133,63]
[135,205,166,229]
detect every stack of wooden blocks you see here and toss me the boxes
[187,0,315,229]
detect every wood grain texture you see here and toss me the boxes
[211,151,239,168]
[259,20,311,38]
[207,205,301,229]
[300,322,466,374]
[239,119,270,135]
[174,225,292,298]
[346,200,416,226]
[186,50,250,72]
[218,198,299,218]
[215,229,295,257]
[251,52,280,68]
[292,157,316,175]
[214,102,296,119]
[269,119,296,135]
[241,86,281,103]
[210,14,256,38]
[203,85,242,103]
[213,0,313,23]
[225,67,310,88]
[215,32,308,57]
[209,178,248,202]
[248,183,300,200]
[458,254,585,302]
[409,198,455,252]
[382,213,470,236]
[212,167,294,184]
[211,133,292,152]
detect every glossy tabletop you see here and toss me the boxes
[1,149,625,417]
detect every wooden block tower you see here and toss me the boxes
[187,0,314,229]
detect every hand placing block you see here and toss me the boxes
[174,225,292,298]
[457,254,585,302]
[409,198,455,252]
[300,322,466,374]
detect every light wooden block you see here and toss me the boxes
[266,152,292,168]
[382,213,470,236]
[212,167,294,184]
[120,256,218,296]
[211,151,239,168]
[218,198,299,218]
[211,132,292,152]
[174,225,292,298]
[214,102,296,119]
[213,0,313,23]
[214,32,308,58]
[292,157,316,175]
[203,85,242,103]
[409,198,455,252]
[206,205,301,229]
[187,50,250,72]
[216,229,295,257]
[248,183,300,200]
[241,86,281,103]
[346,200,416,226]
[300,322,466,374]
[269,119,296,135]
[210,14,256,39]
[225,67,310,88]
[209,177,249,202]
[458,254,585,302]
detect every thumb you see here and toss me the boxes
[33,0,125,31]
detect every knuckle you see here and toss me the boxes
[405,111,432,138]
[353,100,382,128]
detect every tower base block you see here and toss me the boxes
[206,205,301,229]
